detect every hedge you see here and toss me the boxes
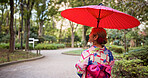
[35,43,65,50]
[112,46,148,78]
[112,59,148,78]
[107,45,125,53]
[124,46,148,66]
[0,43,33,49]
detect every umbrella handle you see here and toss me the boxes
[97,3,104,28]
[97,9,101,28]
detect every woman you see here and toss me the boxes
[75,27,114,78]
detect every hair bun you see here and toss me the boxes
[97,37,107,44]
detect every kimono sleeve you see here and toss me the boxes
[75,50,90,78]
[108,50,115,68]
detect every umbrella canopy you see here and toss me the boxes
[61,4,140,30]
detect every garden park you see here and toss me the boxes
[0,0,147,78]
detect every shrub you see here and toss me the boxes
[108,45,124,53]
[43,35,57,42]
[114,54,124,60]
[65,43,71,47]
[124,46,148,66]
[0,43,33,49]
[0,43,9,49]
[35,43,65,50]
[112,59,148,78]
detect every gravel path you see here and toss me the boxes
[0,48,82,78]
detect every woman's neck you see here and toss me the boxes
[93,41,103,48]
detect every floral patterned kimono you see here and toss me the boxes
[75,46,114,78]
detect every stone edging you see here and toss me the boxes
[0,55,45,67]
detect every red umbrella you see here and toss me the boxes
[61,4,140,30]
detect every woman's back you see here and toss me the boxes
[75,46,114,78]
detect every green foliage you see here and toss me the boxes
[64,49,84,55]
[0,50,40,64]
[112,59,148,78]
[0,0,8,3]
[15,43,33,50]
[35,43,65,50]
[38,35,57,43]
[65,43,71,47]
[43,35,57,42]
[124,46,148,65]
[30,25,39,39]
[0,34,10,43]
[108,45,124,53]
[0,43,9,49]
[112,46,148,77]
[0,43,33,49]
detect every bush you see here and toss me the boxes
[0,43,9,49]
[43,35,57,42]
[124,46,148,65]
[114,54,124,60]
[112,59,148,78]
[108,45,124,53]
[0,43,33,49]
[35,43,65,50]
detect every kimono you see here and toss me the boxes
[75,46,114,78]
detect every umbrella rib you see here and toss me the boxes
[116,14,134,29]
[85,8,99,27]
[101,12,114,20]
[107,15,117,29]
[120,15,137,29]
[113,14,126,29]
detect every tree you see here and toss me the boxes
[20,0,24,49]
[0,1,8,34]
[69,21,78,47]
[9,0,15,52]
[35,0,50,37]
[48,1,59,35]
[69,0,101,47]
[107,0,147,51]
[23,0,35,51]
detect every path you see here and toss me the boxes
[0,48,82,78]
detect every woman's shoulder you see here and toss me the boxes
[104,46,114,62]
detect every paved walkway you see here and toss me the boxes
[0,48,82,78]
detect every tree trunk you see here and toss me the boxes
[52,17,55,28]
[81,0,87,48]
[59,23,62,43]
[9,0,15,52]
[70,22,74,48]
[21,0,24,49]
[25,0,35,51]
[25,17,30,51]
[52,16,55,36]
[39,20,44,37]
[18,15,21,43]
[14,16,17,35]
[59,18,64,43]
[0,9,4,34]
[124,30,127,52]
[6,12,9,34]
[82,26,87,47]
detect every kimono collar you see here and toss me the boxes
[91,45,107,51]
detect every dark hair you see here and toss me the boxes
[91,27,107,44]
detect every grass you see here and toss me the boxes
[63,48,122,56]
[63,49,84,55]
[0,49,41,64]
